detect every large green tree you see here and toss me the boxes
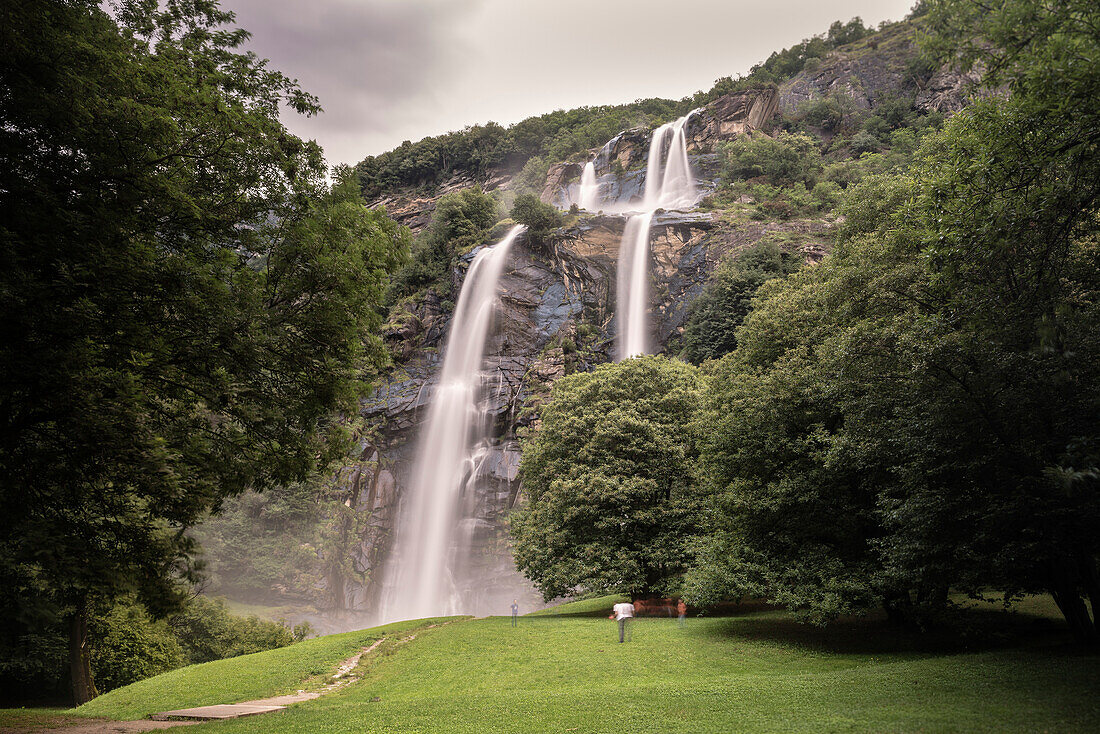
[687,0,1100,640]
[0,0,408,702]
[512,357,702,600]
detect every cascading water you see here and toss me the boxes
[576,161,599,211]
[615,212,655,359]
[616,110,700,361]
[379,224,526,623]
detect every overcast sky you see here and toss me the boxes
[223,0,916,166]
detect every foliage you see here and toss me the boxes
[194,481,333,602]
[512,357,703,600]
[0,0,407,703]
[356,99,685,198]
[387,187,501,303]
[793,90,860,133]
[720,131,824,187]
[509,194,563,245]
[90,603,184,693]
[682,242,801,364]
[168,596,307,665]
[686,0,1100,640]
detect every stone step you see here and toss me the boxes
[150,704,285,721]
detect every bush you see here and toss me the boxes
[721,132,824,188]
[169,596,308,665]
[91,603,185,693]
[849,130,882,155]
[682,241,801,363]
[510,193,563,244]
[794,90,857,133]
[387,187,501,302]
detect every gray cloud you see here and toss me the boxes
[225,0,481,162]
[220,0,915,166]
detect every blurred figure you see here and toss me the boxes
[677,599,687,627]
[612,600,635,643]
[511,599,519,627]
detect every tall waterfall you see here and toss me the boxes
[379,224,526,623]
[577,161,599,211]
[615,212,655,359]
[616,111,699,361]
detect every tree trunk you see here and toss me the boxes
[69,597,98,705]
[1050,586,1097,645]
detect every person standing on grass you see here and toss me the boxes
[612,600,635,643]
[511,599,519,627]
[677,599,687,627]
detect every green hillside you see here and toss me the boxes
[9,600,1091,733]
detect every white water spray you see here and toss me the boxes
[616,111,699,361]
[379,225,526,623]
[577,161,599,211]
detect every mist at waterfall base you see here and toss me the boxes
[612,111,699,360]
[377,224,542,624]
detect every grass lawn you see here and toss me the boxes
[70,617,452,721]
[174,604,1096,733]
[3,600,1096,733]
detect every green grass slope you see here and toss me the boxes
[73,617,450,720]
[171,608,1098,734]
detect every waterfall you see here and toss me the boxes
[379,224,526,623]
[615,212,655,360]
[577,161,599,211]
[616,110,699,361]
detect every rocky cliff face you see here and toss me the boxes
[777,21,985,117]
[332,39,937,618]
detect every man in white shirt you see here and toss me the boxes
[612,601,635,643]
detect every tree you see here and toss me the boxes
[510,194,563,246]
[0,0,408,702]
[511,357,702,600]
[687,0,1100,640]
[720,131,824,187]
[682,242,800,364]
[387,187,500,302]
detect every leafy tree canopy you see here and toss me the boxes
[681,242,801,364]
[0,0,408,702]
[512,357,703,601]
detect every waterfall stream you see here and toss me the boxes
[577,161,599,211]
[379,225,526,623]
[616,110,699,361]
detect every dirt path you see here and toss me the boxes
[3,621,454,732]
[0,716,194,733]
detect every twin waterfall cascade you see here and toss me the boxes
[379,225,527,624]
[616,111,699,360]
[379,112,698,619]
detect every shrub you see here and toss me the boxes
[849,130,882,155]
[169,596,307,665]
[510,194,563,244]
[721,131,824,187]
[91,603,185,692]
[387,187,501,302]
[682,241,801,364]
